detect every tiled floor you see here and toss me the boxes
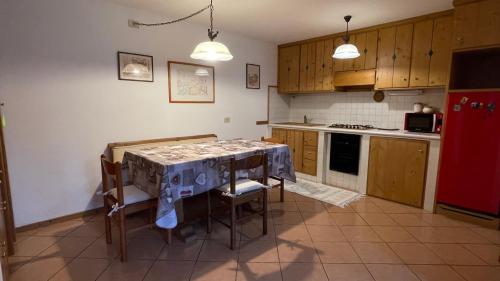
[9,189,500,281]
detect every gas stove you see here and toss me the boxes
[328,124,375,130]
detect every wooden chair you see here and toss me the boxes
[100,154,167,261]
[261,137,286,202]
[207,154,269,250]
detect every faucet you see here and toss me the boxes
[304,115,308,124]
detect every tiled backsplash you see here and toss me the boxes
[270,89,445,129]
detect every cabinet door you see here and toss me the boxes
[410,20,433,87]
[322,39,335,90]
[429,16,453,86]
[314,41,325,91]
[333,37,345,72]
[353,32,367,70]
[364,30,378,69]
[376,27,396,89]
[393,24,414,88]
[286,130,303,173]
[367,137,428,207]
[299,43,316,92]
[271,128,287,144]
[278,47,289,93]
[343,34,356,71]
[453,2,480,49]
[477,0,500,47]
[288,45,301,92]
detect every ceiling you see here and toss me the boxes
[110,0,453,44]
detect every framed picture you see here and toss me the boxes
[117,52,154,82]
[246,63,260,89]
[168,61,215,103]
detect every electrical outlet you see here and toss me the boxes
[224,117,231,123]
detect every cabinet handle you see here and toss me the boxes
[418,149,423,153]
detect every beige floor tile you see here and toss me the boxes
[270,202,299,212]
[296,202,327,212]
[191,260,237,281]
[351,242,402,264]
[274,224,311,241]
[158,239,203,261]
[272,212,304,225]
[78,237,118,259]
[409,265,466,281]
[418,214,465,227]
[67,221,105,237]
[323,264,374,281]
[330,213,367,226]
[38,236,96,258]
[462,244,500,265]
[143,260,194,281]
[126,232,166,260]
[324,204,356,213]
[198,240,238,261]
[470,227,500,244]
[389,214,429,226]
[35,220,86,237]
[280,262,328,281]
[276,239,319,263]
[95,259,153,281]
[8,256,33,272]
[340,226,382,242]
[239,238,279,262]
[434,227,492,244]
[10,256,71,281]
[300,212,333,225]
[14,236,61,257]
[350,202,383,213]
[426,243,486,265]
[371,226,417,242]
[306,225,346,242]
[236,262,282,281]
[405,226,455,243]
[389,243,444,264]
[358,213,397,226]
[366,264,420,281]
[313,241,361,263]
[452,266,500,281]
[49,258,111,281]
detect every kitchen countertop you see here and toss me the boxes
[269,123,441,141]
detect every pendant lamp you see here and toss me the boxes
[332,15,360,59]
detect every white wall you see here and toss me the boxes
[0,0,277,226]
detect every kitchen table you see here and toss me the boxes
[122,139,296,229]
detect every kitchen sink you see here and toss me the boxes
[275,122,325,127]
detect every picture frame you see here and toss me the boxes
[246,63,260,89]
[168,61,215,103]
[117,52,154,82]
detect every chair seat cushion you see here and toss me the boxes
[109,185,153,205]
[217,179,266,196]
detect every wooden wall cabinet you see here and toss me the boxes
[314,39,335,91]
[367,137,429,207]
[278,45,301,93]
[453,0,500,50]
[272,128,318,176]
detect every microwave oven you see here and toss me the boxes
[404,112,443,133]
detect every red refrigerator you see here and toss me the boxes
[437,91,500,216]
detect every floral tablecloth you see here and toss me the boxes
[122,139,296,229]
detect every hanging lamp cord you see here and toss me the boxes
[132,2,212,27]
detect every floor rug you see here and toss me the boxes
[284,178,363,208]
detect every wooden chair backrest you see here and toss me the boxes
[261,137,284,144]
[100,154,125,205]
[229,153,268,195]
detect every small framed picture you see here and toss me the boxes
[246,63,260,89]
[168,61,215,103]
[117,52,154,82]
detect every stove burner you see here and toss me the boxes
[328,124,375,130]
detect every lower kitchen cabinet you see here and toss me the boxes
[271,128,318,176]
[367,136,428,207]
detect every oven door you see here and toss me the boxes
[330,133,361,175]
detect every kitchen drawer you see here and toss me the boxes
[302,159,317,176]
[303,131,318,147]
[303,146,317,160]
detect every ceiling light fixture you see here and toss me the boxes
[332,15,360,60]
[129,0,232,62]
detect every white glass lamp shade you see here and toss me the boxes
[194,68,209,76]
[332,43,360,59]
[122,63,149,75]
[190,41,233,61]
